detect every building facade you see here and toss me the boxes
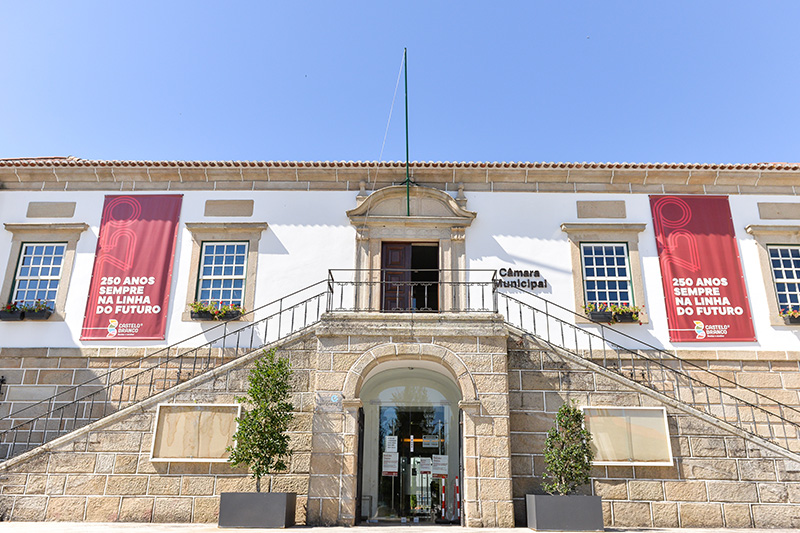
[0,158,799,527]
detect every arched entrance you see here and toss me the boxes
[357,362,462,524]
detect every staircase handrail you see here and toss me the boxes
[497,288,800,452]
[0,279,329,457]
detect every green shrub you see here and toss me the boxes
[542,399,594,495]
[227,348,294,492]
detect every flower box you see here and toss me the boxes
[190,310,242,321]
[783,315,800,325]
[588,311,613,323]
[0,310,23,321]
[613,312,638,323]
[24,310,53,321]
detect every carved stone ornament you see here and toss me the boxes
[347,185,476,230]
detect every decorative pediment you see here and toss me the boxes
[347,185,476,228]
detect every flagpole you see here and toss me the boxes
[404,47,410,216]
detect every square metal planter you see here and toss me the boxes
[219,492,296,528]
[526,494,603,531]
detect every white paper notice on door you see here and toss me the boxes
[432,454,448,478]
[385,435,398,453]
[419,457,432,474]
[382,452,399,476]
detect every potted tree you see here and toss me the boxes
[526,400,603,531]
[219,348,296,528]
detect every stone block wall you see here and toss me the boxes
[312,312,514,527]
[507,338,800,529]
[0,336,316,523]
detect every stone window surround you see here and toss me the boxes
[2,223,89,321]
[182,222,267,321]
[561,223,648,324]
[745,224,800,326]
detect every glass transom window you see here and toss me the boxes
[12,243,66,308]
[580,243,632,306]
[768,246,800,312]
[197,242,247,307]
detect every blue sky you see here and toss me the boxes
[2,2,799,164]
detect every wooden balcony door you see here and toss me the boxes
[381,242,412,311]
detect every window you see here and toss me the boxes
[768,245,800,312]
[561,223,647,323]
[182,222,267,321]
[581,243,632,307]
[2,223,88,320]
[12,243,66,309]
[582,406,673,466]
[197,242,248,307]
[150,403,240,462]
[745,225,800,326]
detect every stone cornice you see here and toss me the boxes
[2,160,800,195]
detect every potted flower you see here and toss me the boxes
[189,301,243,321]
[526,400,602,530]
[609,302,644,324]
[219,348,296,528]
[582,302,612,323]
[21,300,53,320]
[0,302,23,321]
[780,307,800,325]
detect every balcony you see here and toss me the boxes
[326,269,497,313]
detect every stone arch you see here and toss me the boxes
[342,342,478,404]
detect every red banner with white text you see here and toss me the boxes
[650,195,755,342]
[81,195,183,340]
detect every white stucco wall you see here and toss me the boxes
[1,188,799,352]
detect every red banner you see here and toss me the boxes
[650,196,755,342]
[81,195,183,340]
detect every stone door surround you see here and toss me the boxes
[346,185,476,311]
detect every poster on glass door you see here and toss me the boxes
[432,454,448,478]
[419,457,432,475]
[382,452,398,476]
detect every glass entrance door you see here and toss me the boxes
[358,367,461,524]
[378,406,447,522]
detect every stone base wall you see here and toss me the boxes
[507,338,800,529]
[0,337,316,523]
[310,312,514,527]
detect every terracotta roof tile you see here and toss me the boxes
[1,157,799,172]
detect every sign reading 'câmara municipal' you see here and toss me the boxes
[494,267,549,289]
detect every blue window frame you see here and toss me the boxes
[196,242,247,307]
[580,243,632,306]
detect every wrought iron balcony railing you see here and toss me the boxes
[326,269,497,313]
